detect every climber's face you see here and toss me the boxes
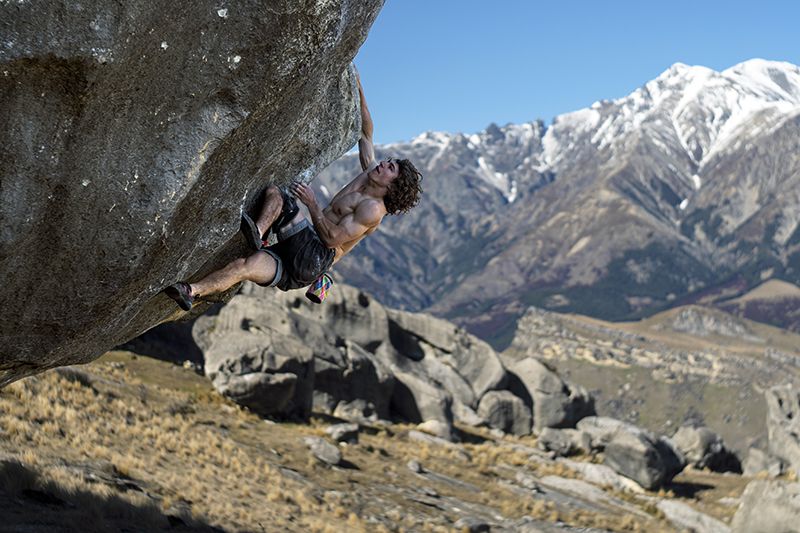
[372,158,400,186]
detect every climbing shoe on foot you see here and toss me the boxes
[164,282,194,311]
[272,186,300,229]
[240,212,263,251]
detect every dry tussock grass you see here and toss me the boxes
[0,361,365,532]
[0,352,717,532]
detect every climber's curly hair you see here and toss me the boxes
[384,159,423,215]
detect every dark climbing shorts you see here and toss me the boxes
[258,219,334,291]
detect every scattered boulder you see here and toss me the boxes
[743,447,785,478]
[416,420,457,442]
[332,399,380,424]
[390,367,454,429]
[505,357,595,431]
[408,430,459,449]
[477,391,532,436]
[671,425,741,472]
[387,309,507,398]
[657,500,731,533]
[731,480,800,533]
[212,372,305,418]
[557,459,644,493]
[765,384,800,473]
[603,430,686,490]
[199,296,315,419]
[325,423,359,444]
[312,340,395,420]
[541,475,646,517]
[514,472,542,492]
[407,459,424,474]
[452,401,487,427]
[419,354,478,408]
[537,428,591,457]
[576,416,642,450]
[304,437,342,467]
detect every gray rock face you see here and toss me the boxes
[671,425,741,472]
[265,283,512,434]
[743,447,785,478]
[731,480,800,533]
[603,430,686,490]
[304,437,342,467]
[668,307,758,340]
[193,282,519,434]
[557,458,644,493]
[765,384,800,472]
[0,0,384,385]
[201,296,315,419]
[506,357,595,431]
[214,372,302,417]
[391,367,454,429]
[477,390,532,436]
[537,428,591,457]
[325,423,359,444]
[657,500,731,533]
[387,309,507,398]
[313,340,395,421]
[452,401,487,427]
[576,416,643,450]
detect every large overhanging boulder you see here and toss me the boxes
[0,0,384,385]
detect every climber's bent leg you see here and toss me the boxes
[242,186,285,250]
[255,186,284,237]
[190,251,280,298]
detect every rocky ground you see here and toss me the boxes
[0,352,762,533]
[504,305,800,452]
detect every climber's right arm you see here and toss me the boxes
[357,72,376,172]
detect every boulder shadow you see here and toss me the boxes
[117,303,223,367]
[664,480,715,498]
[454,426,491,445]
[0,458,222,532]
[337,459,361,470]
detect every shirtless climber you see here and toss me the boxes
[164,74,423,310]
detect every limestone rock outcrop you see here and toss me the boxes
[0,0,383,385]
[574,416,686,490]
[742,447,785,478]
[765,384,800,472]
[603,430,686,490]
[477,390,532,436]
[504,356,595,431]
[671,425,741,473]
[189,282,521,435]
[731,480,800,533]
[198,295,315,419]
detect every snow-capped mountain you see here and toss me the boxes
[315,59,800,346]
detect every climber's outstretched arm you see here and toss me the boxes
[356,71,376,172]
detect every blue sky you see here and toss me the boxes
[355,1,800,144]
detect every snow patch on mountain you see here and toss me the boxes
[540,59,800,170]
[477,156,516,202]
[542,108,600,167]
[385,60,799,206]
